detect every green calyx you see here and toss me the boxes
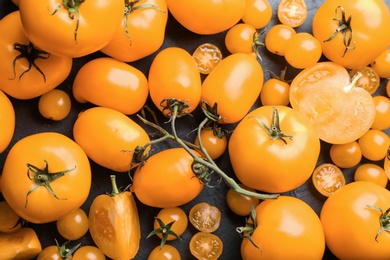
[236,205,262,252]
[366,205,390,242]
[55,239,81,260]
[146,217,181,248]
[252,29,266,62]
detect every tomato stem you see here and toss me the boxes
[55,239,81,260]
[110,175,121,196]
[366,205,390,242]
[146,217,181,248]
[236,205,262,252]
[252,29,266,62]
[343,71,362,93]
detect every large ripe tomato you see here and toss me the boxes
[201,53,264,124]
[131,148,204,208]
[100,0,168,62]
[1,132,91,224]
[18,0,124,58]
[73,106,150,173]
[240,196,325,260]
[320,181,390,259]
[72,57,149,115]
[312,0,390,70]
[0,90,15,153]
[165,0,246,35]
[0,228,42,260]
[148,47,202,116]
[0,11,72,100]
[228,106,320,193]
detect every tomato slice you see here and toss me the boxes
[312,163,345,197]
[350,66,380,94]
[189,231,223,260]
[277,0,308,28]
[192,43,223,74]
[189,202,221,233]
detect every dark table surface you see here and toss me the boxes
[1,0,390,259]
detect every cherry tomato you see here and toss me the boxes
[358,129,390,161]
[166,0,246,35]
[354,163,388,188]
[73,106,150,173]
[224,23,259,55]
[229,106,320,193]
[73,246,106,260]
[0,200,23,233]
[72,57,148,115]
[320,181,390,259]
[189,202,221,233]
[289,61,375,144]
[0,228,42,260]
[89,175,140,260]
[0,11,72,100]
[19,0,124,57]
[0,90,15,153]
[148,244,181,260]
[56,208,89,241]
[242,0,272,29]
[150,207,188,242]
[132,148,204,208]
[312,163,345,197]
[100,0,168,62]
[37,240,80,260]
[371,48,390,78]
[350,66,380,94]
[260,68,290,106]
[226,184,260,216]
[1,132,91,224]
[189,232,223,260]
[312,0,390,70]
[277,0,308,28]
[192,43,223,75]
[38,89,71,121]
[371,95,390,130]
[329,141,362,169]
[148,47,202,116]
[201,53,264,124]
[194,128,227,160]
[265,24,296,56]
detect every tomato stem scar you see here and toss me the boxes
[366,205,390,242]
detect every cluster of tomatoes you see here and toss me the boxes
[1,0,390,259]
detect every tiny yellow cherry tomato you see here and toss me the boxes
[312,163,345,197]
[329,141,362,169]
[242,0,272,29]
[265,24,296,56]
[358,129,390,161]
[56,208,89,240]
[38,89,71,121]
[354,163,388,188]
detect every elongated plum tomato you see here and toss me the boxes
[289,61,375,144]
[72,57,148,115]
[100,0,168,62]
[312,0,390,70]
[166,0,245,35]
[201,53,264,124]
[0,228,42,260]
[1,132,91,223]
[131,148,204,208]
[0,11,72,100]
[18,0,124,58]
[148,47,201,116]
[0,90,15,153]
[73,106,150,173]
[229,106,320,193]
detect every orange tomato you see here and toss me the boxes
[190,232,223,260]
[226,184,260,216]
[0,200,23,233]
[277,0,308,28]
[260,68,290,106]
[73,246,106,260]
[225,23,259,55]
[150,207,188,242]
[148,244,181,260]
[371,95,390,130]
[0,90,15,153]
[350,66,380,95]
[38,89,71,121]
[242,0,272,29]
[189,202,221,233]
[192,43,223,75]
[265,24,296,56]
[354,163,388,188]
[312,163,346,197]
[194,128,227,160]
[0,228,42,260]
[329,141,362,169]
[371,49,390,78]
[358,129,390,161]
[56,208,89,241]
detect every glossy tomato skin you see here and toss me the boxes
[241,196,325,260]
[73,106,150,173]
[1,132,91,224]
[72,57,148,115]
[229,106,320,193]
[312,0,390,70]
[321,181,390,259]
[0,11,72,100]
[0,90,15,153]
[73,246,106,260]
[101,0,168,62]
[0,228,42,260]
[132,148,204,208]
[201,53,264,124]
[166,0,245,35]
[148,47,202,116]
[19,0,124,58]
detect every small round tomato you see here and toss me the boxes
[38,89,71,121]
[224,23,259,55]
[0,228,42,260]
[189,202,221,233]
[371,95,390,131]
[226,184,260,216]
[132,148,204,208]
[371,49,390,78]
[350,66,380,94]
[358,129,390,161]
[312,163,346,197]
[329,141,362,169]
[260,68,290,106]
[166,0,245,35]
[1,132,91,224]
[148,244,181,260]
[0,90,15,153]
[37,241,80,260]
[148,47,202,116]
[265,24,296,56]
[73,106,150,173]
[242,0,272,29]
[320,181,390,259]
[192,43,223,75]
[354,163,388,188]
[189,232,223,260]
[194,128,227,160]
[72,57,148,115]
[73,246,106,260]
[0,200,23,233]
[229,106,320,193]
[277,0,308,28]
[201,53,264,124]
[284,32,322,69]
[56,208,89,241]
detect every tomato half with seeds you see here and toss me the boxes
[277,0,308,28]
[0,11,72,100]
[350,66,380,95]
[1,132,91,224]
[19,0,124,57]
[312,163,345,197]
[192,43,223,75]
[189,202,221,233]
[189,232,223,260]
[0,90,15,153]
[0,228,42,260]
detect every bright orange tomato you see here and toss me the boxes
[350,66,380,94]
[38,89,71,121]
[0,228,42,260]
[192,43,223,75]
[277,0,308,28]
[260,68,290,106]
[166,0,246,35]
[371,95,390,130]
[100,0,168,62]
[329,141,362,169]
[226,184,260,216]
[358,129,390,161]
[312,163,345,197]
[148,244,181,260]
[354,163,388,188]
[72,106,150,173]
[371,49,390,78]
[18,0,124,57]
[194,128,227,160]
[0,11,72,100]
[242,0,272,29]
[151,207,188,242]
[1,132,91,224]
[38,240,80,260]
[201,53,264,124]
[56,208,89,241]
[0,90,15,153]
[72,57,148,115]
[73,246,106,260]
[265,24,296,56]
